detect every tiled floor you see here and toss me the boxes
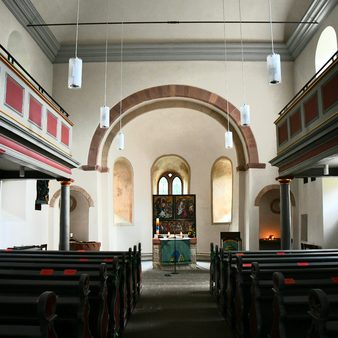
[123,262,233,338]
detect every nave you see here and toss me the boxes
[123,263,234,338]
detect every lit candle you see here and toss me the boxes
[156,218,159,226]
[168,231,170,237]
[180,231,183,237]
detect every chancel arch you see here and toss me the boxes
[83,85,264,172]
[113,157,134,225]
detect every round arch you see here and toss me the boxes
[49,185,95,208]
[254,184,296,206]
[83,85,264,172]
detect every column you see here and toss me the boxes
[278,177,293,250]
[57,179,72,250]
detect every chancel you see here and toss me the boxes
[0,0,338,337]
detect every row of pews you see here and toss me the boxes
[0,243,142,338]
[210,243,338,338]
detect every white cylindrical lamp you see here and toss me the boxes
[118,130,125,150]
[267,53,281,84]
[240,104,250,126]
[68,57,83,89]
[225,130,233,149]
[100,105,110,129]
[324,164,329,176]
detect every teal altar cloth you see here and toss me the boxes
[160,238,191,264]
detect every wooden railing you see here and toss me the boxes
[274,51,338,155]
[0,44,73,156]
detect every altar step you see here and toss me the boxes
[122,263,234,338]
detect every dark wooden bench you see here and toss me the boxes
[270,271,338,338]
[0,263,108,338]
[0,273,91,338]
[308,288,338,338]
[0,244,142,337]
[0,291,57,338]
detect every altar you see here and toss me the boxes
[152,237,197,269]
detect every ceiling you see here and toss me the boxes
[3,0,337,63]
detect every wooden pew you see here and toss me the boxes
[250,263,338,338]
[308,288,338,338]
[0,245,142,337]
[0,263,108,338]
[0,274,91,338]
[0,291,57,338]
[270,271,338,338]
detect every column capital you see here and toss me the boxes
[276,176,293,184]
[57,178,74,186]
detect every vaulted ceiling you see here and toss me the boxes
[3,0,337,63]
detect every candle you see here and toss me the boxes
[168,231,170,237]
[180,231,183,237]
[156,218,159,226]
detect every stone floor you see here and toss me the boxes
[122,262,234,338]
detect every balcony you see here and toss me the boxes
[0,45,79,179]
[270,51,338,178]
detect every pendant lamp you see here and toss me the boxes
[118,131,125,150]
[239,0,250,126]
[68,0,82,89]
[100,0,110,129]
[225,130,233,149]
[267,0,281,84]
[240,104,250,126]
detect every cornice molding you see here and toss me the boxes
[3,0,336,63]
[2,0,60,62]
[54,42,292,63]
[287,0,338,59]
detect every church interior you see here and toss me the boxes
[0,0,338,337]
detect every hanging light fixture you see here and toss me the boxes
[239,0,250,126]
[267,0,281,84]
[324,164,329,175]
[100,0,110,129]
[118,21,125,150]
[222,0,233,148]
[68,0,82,89]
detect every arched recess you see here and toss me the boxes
[151,155,190,195]
[113,157,134,224]
[49,185,94,241]
[255,184,296,240]
[7,31,30,71]
[315,26,337,73]
[83,85,264,172]
[211,157,233,223]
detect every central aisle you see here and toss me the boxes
[123,264,234,338]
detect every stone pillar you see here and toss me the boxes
[278,177,293,250]
[57,179,72,251]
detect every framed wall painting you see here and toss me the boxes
[153,195,196,235]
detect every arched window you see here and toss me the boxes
[211,157,232,223]
[315,26,337,73]
[113,158,133,224]
[157,171,183,195]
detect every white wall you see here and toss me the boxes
[0,180,49,249]
[322,178,338,248]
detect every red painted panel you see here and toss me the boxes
[304,94,318,126]
[290,110,301,137]
[5,75,24,114]
[47,111,58,137]
[278,120,288,145]
[322,71,338,112]
[29,95,42,127]
[61,123,70,146]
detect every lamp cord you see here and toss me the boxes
[222,0,230,130]
[268,0,275,54]
[75,0,80,58]
[103,0,109,106]
[119,21,124,132]
[239,0,246,104]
